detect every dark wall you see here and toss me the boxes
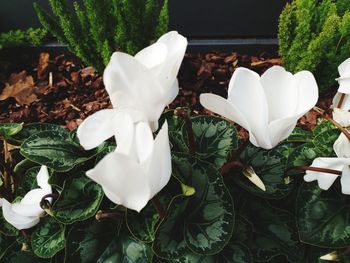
[0,0,288,38]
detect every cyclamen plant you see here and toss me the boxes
[0,31,350,262]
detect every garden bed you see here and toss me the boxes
[0,49,330,132]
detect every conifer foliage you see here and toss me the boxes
[278,0,350,93]
[34,0,169,72]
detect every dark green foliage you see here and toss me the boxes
[0,28,47,50]
[278,0,350,93]
[2,111,350,261]
[34,0,169,72]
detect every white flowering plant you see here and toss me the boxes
[0,32,349,262]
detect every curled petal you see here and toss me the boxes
[334,133,350,158]
[86,152,152,212]
[144,121,172,196]
[341,165,350,195]
[332,93,350,110]
[304,158,349,190]
[338,58,350,94]
[260,66,298,121]
[103,52,165,121]
[2,200,39,230]
[333,108,350,127]
[227,68,270,149]
[36,166,51,192]
[77,109,117,150]
[135,42,168,69]
[294,71,318,116]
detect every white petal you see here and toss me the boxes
[77,109,117,150]
[86,152,152,212]
[20,189,49,205]
[11,202,43,217]
[103,52,165,121]
[334,133,350,158]
[154,31,188,90]
[199,93,265,148]
[227,68,271,149]
[338,58,350,94]
[144,121,172,196]
[260,66,298,121]
[2,200,39,230]
[305,158,348,190]
[165,79,180,106]
[338,77,350,94]
[332,93,350,110]
[294,71,319,116]
[333,108,350,127]
[135,42,168,69]
[135,122,154,164]
[268,117,298,148]
[36,166,51,192]
[338,58,350,77]
[341,165,350,195]
[113,111,135,156]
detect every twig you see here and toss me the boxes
[286,166,342,176]
[314,106,350,141]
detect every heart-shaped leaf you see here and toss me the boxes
[297,181,350,248]
[52,174,103,224]
[233,143,295,199]
[20,130,92,172]
[31,217,65,258]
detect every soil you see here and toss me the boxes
[0,50,334,133]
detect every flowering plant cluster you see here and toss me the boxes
[0,32,349,262]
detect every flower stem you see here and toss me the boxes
[221,140,249,175]
[176,109,196,156]
[286,166,342,176]
[337,93,346,109]
[313,106,350,141]
[95,210,123,221]
[151,196,166,220]
[39,193,59,210]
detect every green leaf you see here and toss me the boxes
[20,130,92,172]
[218,243,253,263]
[183,158,234,255]
[153,195,190,259]
[185,116,238,169]
[2,247,48,263]
[16,166,40,196]
[0,235,17,259]
[155,156,235,258]
[66,221,151,262]
[126,202,160,243]
[233,143,295,199]
[241,199,303,262]
[31,217,65,258]
[0,123,23,139]
[0,213,18,237]
[52,174,103,224]
[287,127,312,143]
[7,123,65,145]
[297,181,350,248]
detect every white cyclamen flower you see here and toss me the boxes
[304,158,350,195]
[1,166,52,230]
[200,66,318,149]
[86,118,171,212]
[77,31,187,150]
[332,108,350,127]
[332,58,350,110]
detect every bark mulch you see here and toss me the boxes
[0,50,333,133]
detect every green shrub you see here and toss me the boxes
[0,28,47,50]
[278,0,350,93]
[34,0,169,72]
